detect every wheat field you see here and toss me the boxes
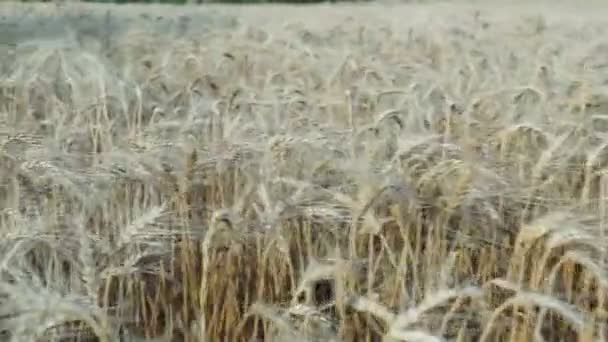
[2,1,608,341]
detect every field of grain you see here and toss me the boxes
[2,1,608,341]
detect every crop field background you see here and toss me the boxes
[2,1,608,341]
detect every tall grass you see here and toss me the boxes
[2,1,608,341]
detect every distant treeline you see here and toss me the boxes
[68,0,370,3]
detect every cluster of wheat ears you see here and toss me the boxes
[2,2,608,341]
